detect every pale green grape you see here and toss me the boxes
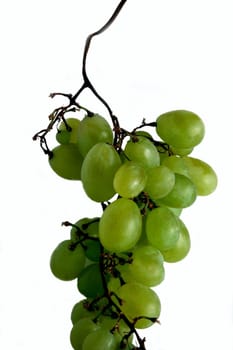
[183,156,218,195]
[77,263,105,298]
[56,117,80,144]
[161,218,191,262]
[82,329,118,350]
[124,136,160,169]
[70,317,100,350]
[81,143,121,202]
[158,173,197,208]
[124,244,165,287]
[162,155,190,177]
[99,198,142,252]
[117,282,161,329]
[145,165,175,199]
[50,240,85,281]
[146,207,180,250]
[49,144,83,180]
[76,114,113,157]
[156,110,205,148]
[113,161,147,198]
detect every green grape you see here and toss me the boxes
[99,198,142,252]
[82,329,118,350]
[50,240,85,281]
[71,299,97,325]
[70,317,100,350]
[77,263,105,298]
[84,239,102,262]
[162,155,190,177]
[158,173,197,208]
[117,282,161,329]
[49,144,83,180]
[161,218,191,262]
[156,110,205,148]
[124,244,165,287]
[155,201,183,216]
[136,216,149,246]
[107,276,122,292]
[76,114,113,157]
[56,117,80,144]
[124,136,160,169]
[71,297,108,325]
[145,165,175,199]
[71,217,100,242]
[170,145,193,156]
[146,207,180,251]
[183,156,218,195]
[81,142,122,202]
[113,161,147,198]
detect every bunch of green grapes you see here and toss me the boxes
[48,109,217,350]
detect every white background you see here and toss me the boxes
[0,0,233,349]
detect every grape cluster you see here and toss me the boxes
[47,109,217,350]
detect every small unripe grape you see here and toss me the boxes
[56,117,80,144]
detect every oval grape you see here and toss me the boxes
[124,136,160,169]
[49,144,83,180]
[146,207,180,250]
[156,110,205,148]
[50,240,86,281]
[81,143,121,202]
[161,218,191,262]
[117,282,161,329]
[158,173,197,208]
[113,161,147,198]
[99,198,142,252]
[183,156,218,195]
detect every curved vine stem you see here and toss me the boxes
[73,0,128,114]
